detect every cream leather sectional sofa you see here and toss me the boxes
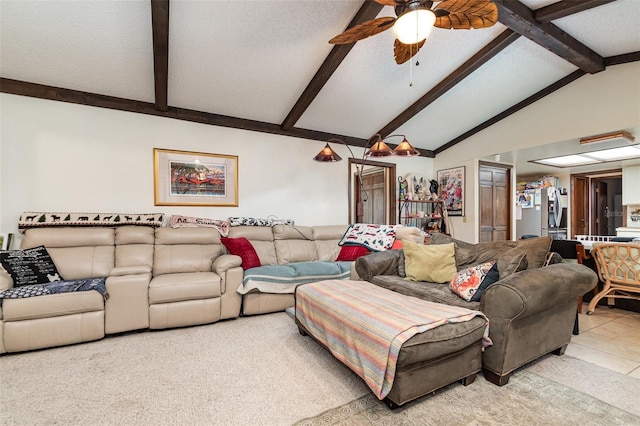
[0,223,421,354]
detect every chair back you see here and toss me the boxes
[592,243,640,286]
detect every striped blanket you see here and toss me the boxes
[295,279,491,400]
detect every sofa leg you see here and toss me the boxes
[461,372,477,386]
[552,344,568,356]
[382,397,401,410]
[297,327,308,337]
[482,369,511,386]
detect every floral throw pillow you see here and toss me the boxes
[449,261,496,302]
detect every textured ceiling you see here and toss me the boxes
[1,0,639,175]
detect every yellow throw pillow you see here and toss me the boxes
[403,241,457,283]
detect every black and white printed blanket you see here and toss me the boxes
[0,277,108,306]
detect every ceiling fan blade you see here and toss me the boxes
[394,38,426,64]
[434,0,498,29]
[375,0,401,6]
[329,17,397,44]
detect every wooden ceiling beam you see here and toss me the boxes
[534,0,617,23]
[0,78,440,156]
[493,0,605,74]
[151,0,170,112]
[280,1,385,131]
[376,29,520,138]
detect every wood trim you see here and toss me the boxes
[376,29,520,137]
[533,0,616,23]
[494,0,605,73]
[348,158,396,225]
[150,0,170,112]
[280,1,385,131]
[435,69,586,154]
[606,51,640,66]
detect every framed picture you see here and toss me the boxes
[154,148,238,206]
[437,166,465,217]
[0,233,14,250]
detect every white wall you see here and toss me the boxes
[435,61,640,242]
[0,93,435,235]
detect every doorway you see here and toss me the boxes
[570,170,623,237]
[348,159,396,225]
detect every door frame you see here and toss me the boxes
[348,158,396,225]
[570,169,623,237]
[478,161,512,242]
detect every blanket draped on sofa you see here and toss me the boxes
[295,279,491,399]
[0,278,108,305]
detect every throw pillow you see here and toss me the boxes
[220,237,261,270]
[391,240,403,250]
[543,251,564,266]
[514,236,552,269]
[0,246,64,287]
[470,262,500,302]
[449,261,496,302]
[335,245,370,261]
[497,250,528,279]
[403,240,457,283]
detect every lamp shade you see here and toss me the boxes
[313,143,342,162]
[366,140,394,157]
[393,138,420,156]
[393,8,436,45]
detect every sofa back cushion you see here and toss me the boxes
[312,225,348,262]
[430,233,551,271]
[153,227,223,275]
[274,225,317,264]
[21,227,115,280]
[228,226,277,266]
[115,226,155,269]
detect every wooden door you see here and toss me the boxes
[595,180,609,235]
[356,170,385,224]
[479,164,511,242]
[571,176,589,238]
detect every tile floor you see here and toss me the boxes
[568,307,640,378]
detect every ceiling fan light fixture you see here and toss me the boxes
[393,8,436,45]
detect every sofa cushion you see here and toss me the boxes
[403,241,457,283]
[449,261,496,302]
[430,233,551,271]
[228,226,277,266]
[273,225,317,264]
[336,245,370,261]
[2,290,104,321]
[149,272,221,304]
[498,251,528,279]
[221,237,261,270]
[0,246,64,287]
[370,275,480,309]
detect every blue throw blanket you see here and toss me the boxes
[0,278,108,306]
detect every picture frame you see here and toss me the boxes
[154,148,238,206]
[0,233,14,250]
[437,166,465,217]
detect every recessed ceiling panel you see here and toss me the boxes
[395,37,578,150]
[0,1,154,102]
[552,0,640,57]
[168,0,361,124]
[296,8,506,139]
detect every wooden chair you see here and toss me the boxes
[587,243,640,315]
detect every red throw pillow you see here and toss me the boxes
[220,237,261,270]
[391,240,403,250]
[336,245,370,261]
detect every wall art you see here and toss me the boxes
[437,166,465,217]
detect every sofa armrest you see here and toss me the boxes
[110,265,152,276]
[480,263,598,320]
[212,254,243,319]
[355,250,403,281]
[105,270,151,334]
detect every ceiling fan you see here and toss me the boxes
[329,0,498,64]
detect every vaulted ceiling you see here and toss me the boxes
[1,0,639,174]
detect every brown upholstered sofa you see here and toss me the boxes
[354,234,598,386]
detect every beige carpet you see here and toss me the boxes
[1,312,639,425]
